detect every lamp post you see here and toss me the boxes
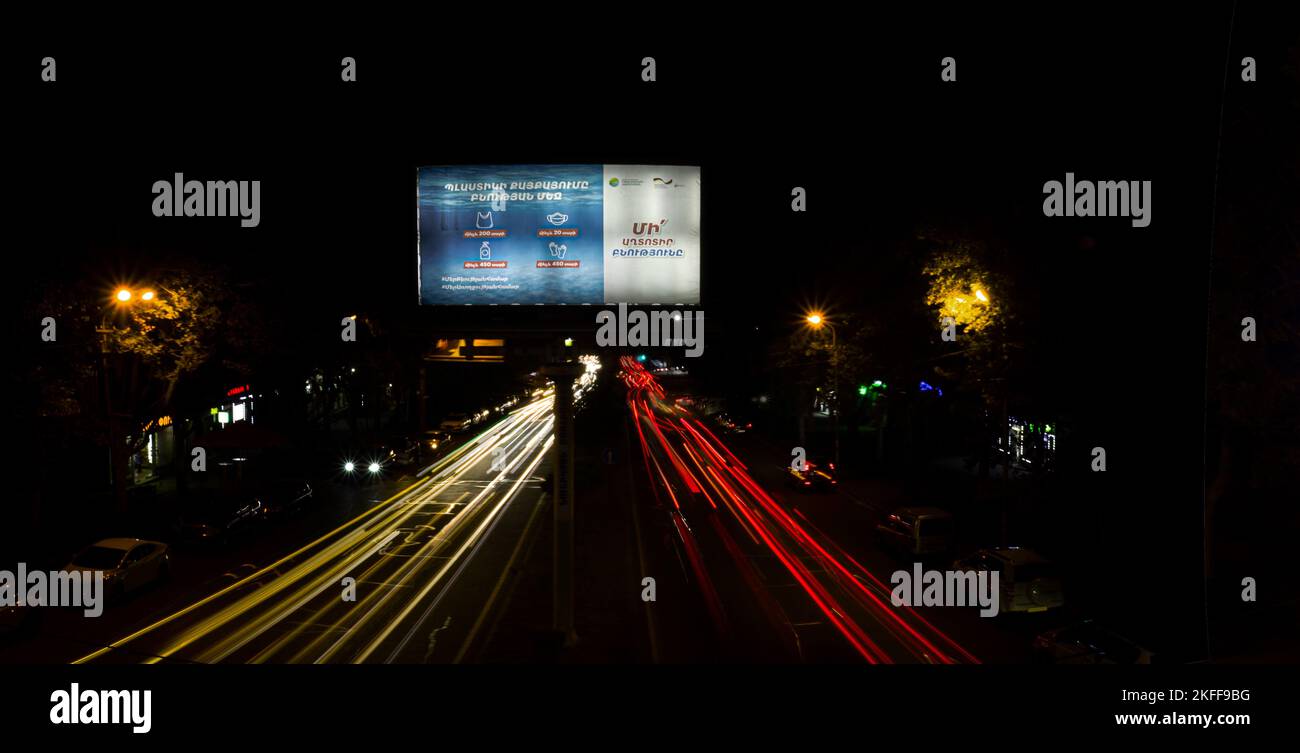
[99,287,156,515]
[805,312,841,467]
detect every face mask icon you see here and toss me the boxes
[476,211,494,229]
[548,242,567,259]
[480,242,492,260]
[546,212,569,226]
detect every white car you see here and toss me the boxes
[64,538,171,601]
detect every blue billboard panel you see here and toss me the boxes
[417,164,700,305]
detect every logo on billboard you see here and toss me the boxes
[476,211,494,229]
[608,177,620,187]
[546,212,569,226]
[632,219,667,236]
[653,177,673,187]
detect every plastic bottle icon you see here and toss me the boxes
[480,242,492,260]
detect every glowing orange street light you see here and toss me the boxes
[800,309,839,466]
[141,290,156,302]
[115,289,132,303]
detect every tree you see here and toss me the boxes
[774,313,871,459]
[114,270,224,406]
[28,267,236,514]
[918,229,1026,476]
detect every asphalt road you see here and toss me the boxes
[620,356,1000,664]
[65,395,558,664]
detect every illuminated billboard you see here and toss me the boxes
[417,165,701,305]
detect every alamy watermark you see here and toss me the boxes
[50,683,151,734]
[596,303,704,357]
[1,564,103,617]
[890,563,1000,617]
[1042,172,1151,228]
[152,172,260,228]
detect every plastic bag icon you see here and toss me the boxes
[476,212,494,229]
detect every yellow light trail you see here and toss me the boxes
[76,395,558,665]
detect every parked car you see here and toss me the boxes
[875,507,954,557]
[785,460,837,491]
[440,412,474,432]
[1033,620,1155,664]
[253,478,313,518]
[63,538,171,600]
[386,437,422,465]
[951,547,1064,614]
[424,430,452,451]
[175,493,264,544]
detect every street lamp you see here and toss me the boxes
[801,311,841,466]
[100,286,160,514]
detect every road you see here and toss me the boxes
[72,392,566,664]
[620,356,981,664]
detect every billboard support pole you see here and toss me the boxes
[541,361,584,648]
[417,365,428,464]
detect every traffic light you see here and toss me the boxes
[637,354,647,362]
[858,384,868,396]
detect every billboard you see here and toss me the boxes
[417,165,700,305]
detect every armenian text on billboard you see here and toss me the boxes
[417,165,701,305]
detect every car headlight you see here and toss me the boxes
[368,462,381,473]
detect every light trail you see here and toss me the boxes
[618,355,980,664]
[75,356,603,665]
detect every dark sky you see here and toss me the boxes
[12,15,1234,321]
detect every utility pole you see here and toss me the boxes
[540,360,584,648]
[97,322,128,516]
[825,324,841,467]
